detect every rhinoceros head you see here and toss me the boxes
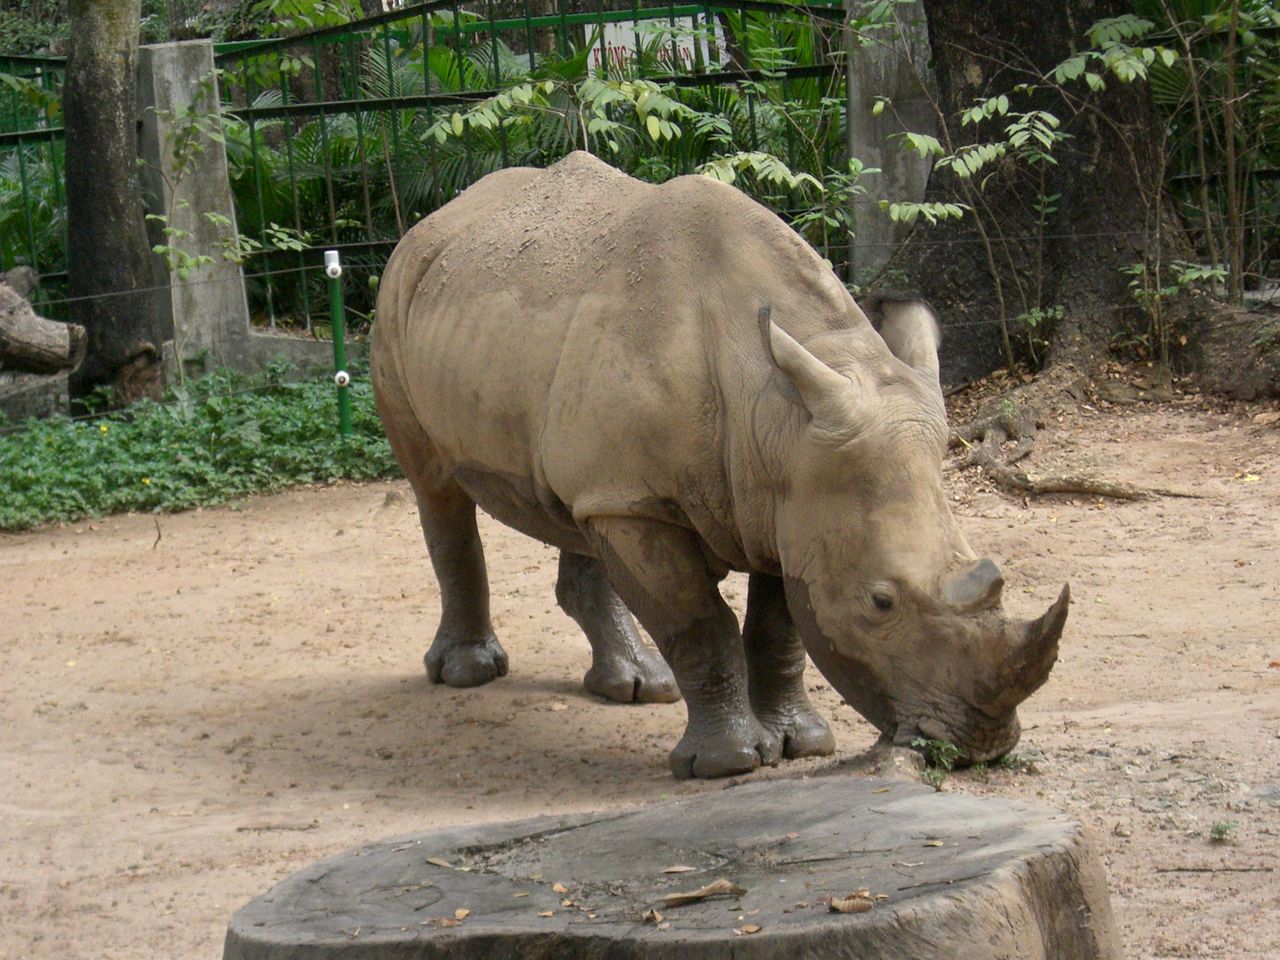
[760,301,1068,764]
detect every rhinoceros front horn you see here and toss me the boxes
[988,584,1070,711]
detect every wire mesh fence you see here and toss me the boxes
[211,0,849,329]
[0,53,66,298]
[1,2,1274,361]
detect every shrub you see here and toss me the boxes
[0,361,398,530]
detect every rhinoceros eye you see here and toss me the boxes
[872,591,895,612]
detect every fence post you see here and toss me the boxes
[324,250,352,438]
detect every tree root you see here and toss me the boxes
[949,384,1203,502]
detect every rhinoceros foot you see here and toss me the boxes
[425,632,509,688]
[669,719,783,780]
[755,705,837,760]
[584,648,681,704]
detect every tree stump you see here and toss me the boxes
[223,776,1121,960]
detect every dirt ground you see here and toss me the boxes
[3,391,1278,960]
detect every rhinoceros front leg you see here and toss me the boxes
[586,518,782,779]
[416,486,510,688]
[743,573,836,759]
[555,551,680,704]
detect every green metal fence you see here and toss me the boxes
[0,53,66,298]
[212,0,850,331]
[0,2,849,332]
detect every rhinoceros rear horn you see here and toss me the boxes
[758,305,865,429]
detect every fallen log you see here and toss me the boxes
[0,279,86,374]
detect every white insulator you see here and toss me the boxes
[324,250,343,279]
[334,370,351,388]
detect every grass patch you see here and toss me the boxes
[911,737,962,790]
[0,362,399,531]
[1209,820,1238,844]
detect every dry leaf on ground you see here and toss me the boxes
[662,877,747,908]
[830,894,874,914]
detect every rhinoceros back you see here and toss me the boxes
[373,152,858,561]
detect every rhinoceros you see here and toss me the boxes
[372,151,1068,779]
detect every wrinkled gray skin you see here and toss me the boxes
[372,153,1069,780]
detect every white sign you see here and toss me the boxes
[591,17,727,74]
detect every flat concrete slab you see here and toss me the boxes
[224,776,1120,960]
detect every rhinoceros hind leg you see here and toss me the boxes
[585,519,781,779]
[415,487,509,688]
[555,551,680,704]
[743,573,836,759]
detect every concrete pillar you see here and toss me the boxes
[137,40,339,381]
[845,1,937,286]
[137,39,255,379]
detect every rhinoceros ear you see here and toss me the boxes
[859,294,942,392]
[758,305,864,429]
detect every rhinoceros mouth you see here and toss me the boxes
[894,709,1022,766]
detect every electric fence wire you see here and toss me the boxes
[23,220,1235,313]
[5,225,1261,438]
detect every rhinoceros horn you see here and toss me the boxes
[987,584,1070,711]
[943,558,1005,612]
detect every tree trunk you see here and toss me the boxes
[65,0,166,405]
[884,0,1188,386]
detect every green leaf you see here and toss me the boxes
[646,114,661,141]
[901,132,943,159]
[1054,55,1087,83]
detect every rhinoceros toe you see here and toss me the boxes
[669,723,783,780]
[756,707,837,760]
[425,634,509,688]
[584,649,680,704]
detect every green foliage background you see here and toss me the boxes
[0,362,398,530]
[1,1,1276,531]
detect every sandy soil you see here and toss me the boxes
[2,395,1278,960]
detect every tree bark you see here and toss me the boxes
[64,0,166,405]
[0,283,86,373]
[883,0,1188,386]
